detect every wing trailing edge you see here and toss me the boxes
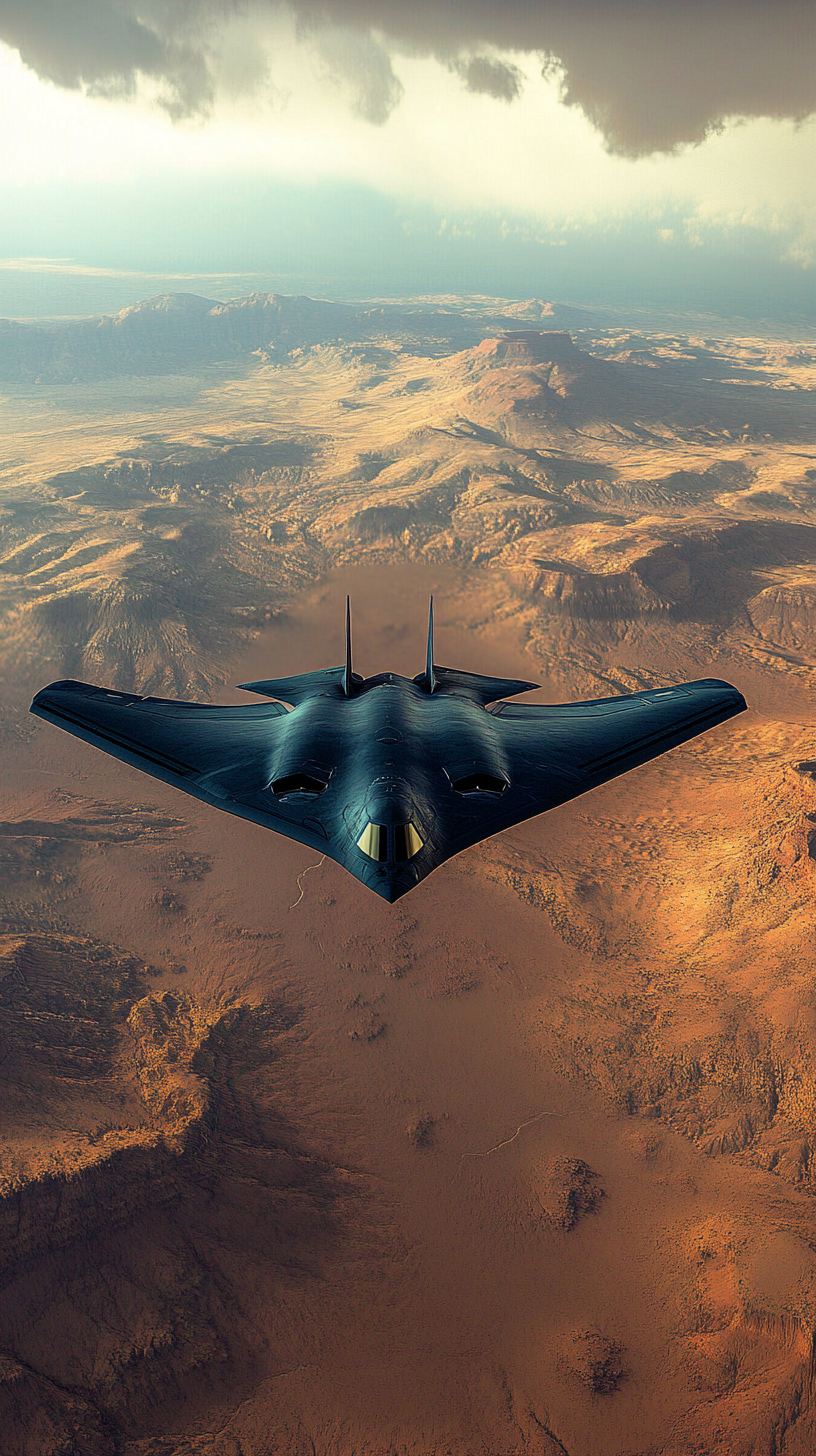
[242,595,365,702]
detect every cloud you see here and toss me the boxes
[1,0,814,154]
[306,0,816,155]
[303,21,403,123]
[293,0,816,154]
[454,55,523,104]
[0,0,216,117]
[534,4,816,155]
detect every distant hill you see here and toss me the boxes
[448,329,638,432]
[0,291,592,385]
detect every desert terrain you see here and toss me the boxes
[1,291,816,1455]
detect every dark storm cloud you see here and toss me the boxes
[0,0,215,116]
[303,0,816,154]
[455,56,523,105]
[2,0,814,152]
[1,0,160,88]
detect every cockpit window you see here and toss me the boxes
[394,823,423,862]
[357,823,388,861]
[357,821,424,862]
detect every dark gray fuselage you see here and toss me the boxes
[264,673,512,901]
[30,657,747,902]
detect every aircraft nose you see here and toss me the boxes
[354,788,426,894]
[363,859,420,903]
[374,871,404,904]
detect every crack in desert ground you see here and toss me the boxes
[452,1110,573,1187]
[289,854,327,909]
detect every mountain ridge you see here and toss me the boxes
[0,291,592,385]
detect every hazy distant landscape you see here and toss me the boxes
[0,284,815,1453]
[2,289,815,701]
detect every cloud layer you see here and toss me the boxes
[2,0,815,153]
[0,0,216,118]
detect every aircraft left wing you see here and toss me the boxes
[29,679,333,857]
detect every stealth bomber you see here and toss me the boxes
[30,599,747,902]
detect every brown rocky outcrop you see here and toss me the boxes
[0,1355,114,1456]
[540,1157,605,1229]
[747,582,816,650]
[0,929,342,1450]
[556,1327,626,1393]
[449,330,637,429]
[526,563,672,620]
[0,935,216,1280]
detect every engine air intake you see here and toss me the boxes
[271,773,327,798]
[451,772,507,796]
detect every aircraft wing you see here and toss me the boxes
[29,679,334,858]
[442,678,747,853]
[30,674,748,898]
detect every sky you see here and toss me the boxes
[1,0,815,319]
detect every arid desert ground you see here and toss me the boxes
[2,292,816,1455]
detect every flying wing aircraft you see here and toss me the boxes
[30,599,747,902]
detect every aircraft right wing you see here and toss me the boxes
[487,677,747,817]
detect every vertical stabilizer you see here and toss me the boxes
[344,595,354,697]
[425,596,436,694]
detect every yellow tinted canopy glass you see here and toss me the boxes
[357,822,388,861]
[394,823,423,861]
[357,821,423,862]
